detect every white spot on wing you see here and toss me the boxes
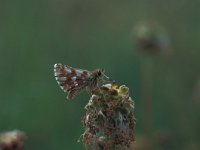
[57,81,61,86]
[60,86,64,90]
[66,69,71,73]
[72,76,76,81]
[76,70,83,77]
[54,64,57,68]
[60,86,67,92]
[64,66,72,73]
[58,77,67,81]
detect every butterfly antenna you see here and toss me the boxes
[103,73,109,79]
[103,74,114,84]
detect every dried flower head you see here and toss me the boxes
[0,130,26,150]
[81,82,136,150]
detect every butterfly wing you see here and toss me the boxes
[54,63,91,99]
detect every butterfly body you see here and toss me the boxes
[54,64,107,99]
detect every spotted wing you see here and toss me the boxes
[54,63,91,99]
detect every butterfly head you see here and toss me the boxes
[96,68,109,80]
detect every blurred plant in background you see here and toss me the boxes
[132,21,173,150]
[0,130,26,150]
[133,22,172,57]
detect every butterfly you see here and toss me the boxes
[54,63,109,99]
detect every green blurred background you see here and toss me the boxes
[0,0,200,149]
